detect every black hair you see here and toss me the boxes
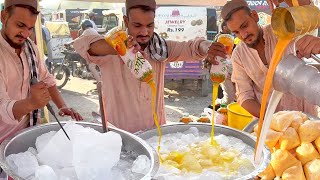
[126,5,155,16]
[221,20,227,29]
[224,6,251,22]
[6,4,39,17]
[81,19,93,30]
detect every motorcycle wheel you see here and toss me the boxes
[52,64,70,89]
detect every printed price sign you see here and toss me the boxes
[155,7,207,69]
[169,61,184,68]
[155,6,207,42]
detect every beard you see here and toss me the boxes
[137,35,151,49]
[246,29,263,48]
[6,35,24,49]
[126,26,152,49]
[2,21,25,49]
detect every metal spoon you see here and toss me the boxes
[311,54,320,63]
[46,104,71,140]
[31,77,70,140]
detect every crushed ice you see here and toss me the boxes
[144,127,256,179]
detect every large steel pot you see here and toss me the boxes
[137,123,270,180]
[0,122,159,180]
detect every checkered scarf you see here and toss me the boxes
[25,39,40,126]
[148,32,168,61]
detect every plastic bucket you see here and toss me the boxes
[227,102,253,130]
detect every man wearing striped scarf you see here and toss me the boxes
[0,0,83,145]
[73,0,220,133]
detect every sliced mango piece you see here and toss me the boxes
[304,159,320,180]
[270,149,299,177]
[282,161,306,180]
[298,120,320,143]
[258,164,275,180]
[279,127,300,150]
[296,143,320,165]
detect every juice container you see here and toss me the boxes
[180,113,193,124]
[104,27,154,83]
[217,104,228,126]
[197,113,211,123]
[216,34,234,55]
[210,34,234,83]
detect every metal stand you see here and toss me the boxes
[97,82,108,133]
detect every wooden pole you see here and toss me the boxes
[35,0,50,123]
[97,82,108,133]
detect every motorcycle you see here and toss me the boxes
[51,42,99,89]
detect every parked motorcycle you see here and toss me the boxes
[52,42,99,89]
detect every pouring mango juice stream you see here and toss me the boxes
[105,28,162,156]
[256,39,291,140]
[210,34,234,145]
[255,0,303,160]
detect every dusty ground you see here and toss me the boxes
[48,77,214,124]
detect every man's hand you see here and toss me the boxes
[296,35,320,59]
[127,35,141,53]
[241,99,261,118]
[87,35,142,57]
[29,82,50,109]
[267,0,311,11]
[58,106,83,121]
[206,42,228,65]
[126,35,150,59]
[267,0,285,11]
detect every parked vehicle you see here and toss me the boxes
[52,43,99,89]
[52,8,116,39]
[102,9,124,32]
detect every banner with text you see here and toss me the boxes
[154,6,207,42]
[155,6,207,69]
[246,0,271,14]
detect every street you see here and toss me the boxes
[49,77,213,124]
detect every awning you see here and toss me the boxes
[59,0,226,6]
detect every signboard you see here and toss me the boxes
[65,9,86,30]
[246,0,271,14]
[155,6,207,42]
[155,6,207,69]
[50,37,73,60]
[91,9,109,29]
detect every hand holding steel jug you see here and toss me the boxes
[270,2,320,102]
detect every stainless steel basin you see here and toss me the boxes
[0,122,159,180]
[137,123,270,180]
